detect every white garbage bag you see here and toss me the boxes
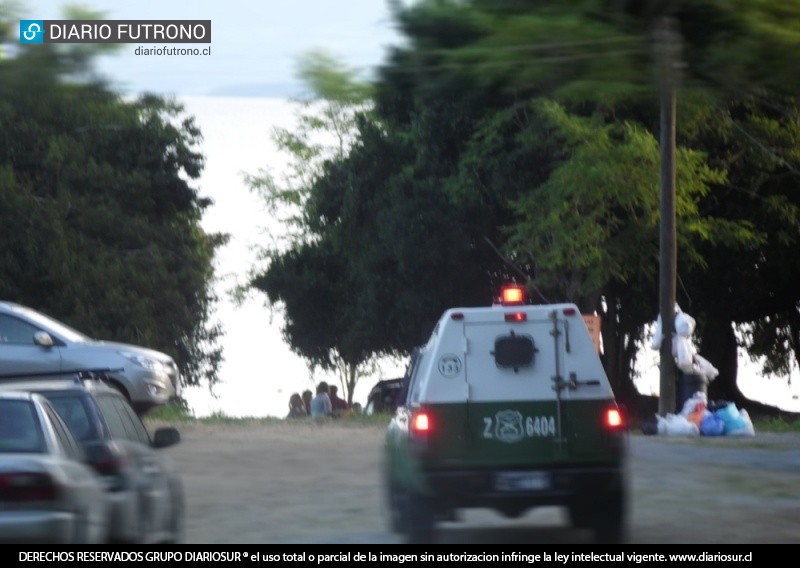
[692,354,719,382]
[656,413,700,437]
[674,336,695,373]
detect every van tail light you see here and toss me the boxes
[411,411,430,435]
[84,441,128,491]
[604,405,626,431]
[0,471,59,502]
[409,409,432,450]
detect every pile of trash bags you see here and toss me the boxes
[644,305,755,437]
[647,391,756,437]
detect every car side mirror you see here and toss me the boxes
[33,331,54,347]
[152,427,181,449]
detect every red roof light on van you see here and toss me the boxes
[499,284,526,306]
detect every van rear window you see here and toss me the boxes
[493,333,536,370]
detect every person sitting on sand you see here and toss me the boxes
[309,382,332,418]
[329,385,349,416]
[287,393,307,418]
[301,389,313,415]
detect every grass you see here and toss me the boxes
[751,415,800,433]
[147,403,800,433]
[144,403,394,427]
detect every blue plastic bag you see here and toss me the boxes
[715,403,746,435]
[700,413,725,436]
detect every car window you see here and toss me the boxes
[47,394,101,442]
[96,394,149,444]
[94,394,130,440]
[43,402,83,461]
[6,305,89,342]
[111,397,150,445]
[0,399,45,453]
[0,314,40,345]
[407,350,426,405]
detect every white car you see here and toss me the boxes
[0,301,181,414]
[1,377,185,544]
[0,390,109,544]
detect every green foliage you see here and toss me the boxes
[0,45,226,391]
[247,0,800,410]
[502,99,737,305]
[145,402,195,422]
[244,50,373,246]
[245,51,383,404]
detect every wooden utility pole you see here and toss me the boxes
[655,16,680,416]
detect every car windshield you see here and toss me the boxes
[11,305,91,342]
[0,399,46,453]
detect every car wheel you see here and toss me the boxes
[164,483,185,544]
[73,510,88,544]
[406,492,436,544]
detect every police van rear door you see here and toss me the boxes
[462,304,566,469]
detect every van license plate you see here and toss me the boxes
[494,472,549,491]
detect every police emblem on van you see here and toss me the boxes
[492,410,524,443]
[484,411,558,441]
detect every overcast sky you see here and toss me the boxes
[23,0,402,97]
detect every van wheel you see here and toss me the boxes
[406,493,436,544]
[386,481,408,534]
[568,490,628,544]
[594,488,627,544]
[567,501,591,530]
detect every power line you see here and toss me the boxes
[717,106,800,176]
[407,35,642,56]
[376,49,648,74]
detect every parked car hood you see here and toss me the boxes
[83,340,175,363]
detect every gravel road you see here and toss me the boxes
[148,420,800,545]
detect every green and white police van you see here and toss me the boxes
[382,284,629,543]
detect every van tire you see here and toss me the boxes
[406,493,435,544]
[386,481,408,534]
[592,489,628,544]
[568,488,628,544]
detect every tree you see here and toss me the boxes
[249,0,800,416]
[679,97,800,408]
[245,51,381,405]
[0,43,226,391]
[376,0,800,413]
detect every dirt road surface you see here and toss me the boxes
[149,420,800,545]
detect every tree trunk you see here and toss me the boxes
[788,309,800,387]
[346,364,357,407]
[600,296,640,405]
[699,318,744,404]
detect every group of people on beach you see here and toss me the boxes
[286,381,353,419]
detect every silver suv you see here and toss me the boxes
[0,301,180,414]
